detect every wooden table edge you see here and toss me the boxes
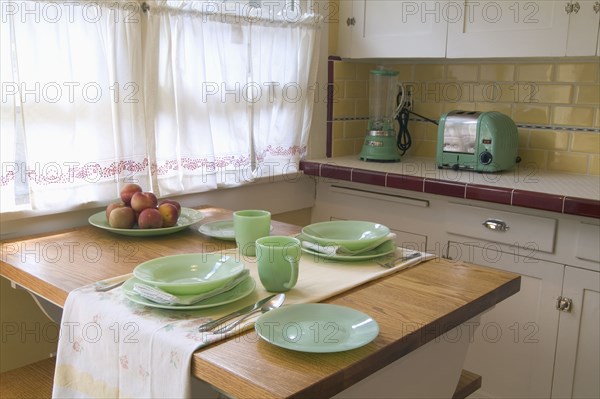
[191,263,521,399]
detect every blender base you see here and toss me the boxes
[359,135,401,163]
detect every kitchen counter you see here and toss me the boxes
[301,156,600,218]
[0,206,520,398]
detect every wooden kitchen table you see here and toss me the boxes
[0,206,520,399]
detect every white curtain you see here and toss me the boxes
[250,15,321,177]
[145,1,253,195]
[0,0,321,212]
[1,1,149,212]
[145,0,321,193]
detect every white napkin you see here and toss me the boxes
[301,233,397,256]
[133,269,249,305]
[52,284,230,398]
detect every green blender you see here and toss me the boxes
[359,68,400,162]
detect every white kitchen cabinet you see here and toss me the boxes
[551,266,600,399]
[446,0,600,58]
[536,0,598,56]
[337,0,448,58]
[446,242,564,398]
[566,1,600,56]
[447,0,567,57]
[311,179,599,398]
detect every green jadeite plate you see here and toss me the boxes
[198,220,237,240]
[300,238,396,261]
[133,253,245,295]
[88,207,204,237]
[122,275,255,310]
[301,221,390,251]
[198,220,274,241]
[255,303,379,353]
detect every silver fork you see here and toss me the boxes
[377,252,421,268]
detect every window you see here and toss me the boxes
[0,0,322,212]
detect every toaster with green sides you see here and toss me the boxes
[436,110,520,172]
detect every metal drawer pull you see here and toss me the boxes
[482,219,510,232]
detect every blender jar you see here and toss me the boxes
[368,68,398,132]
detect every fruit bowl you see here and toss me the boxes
[301,220,390,251]
[133,253,245,295]
[88,207,204,236]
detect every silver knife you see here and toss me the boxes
[197,294,276,332]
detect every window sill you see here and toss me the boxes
[0,172,315,240]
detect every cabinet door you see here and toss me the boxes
[337,0,355,57]
[566,1,600,56]
[447,1,570,57]
[446,242,563,398]
[551,267,600,399]
[339,0,448,58]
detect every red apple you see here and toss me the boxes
[159,199,181,216]
[130,191,158,213]
[105,202,125,220]
[137,208,163,229]
[158,203,179,227]
[108,206,136,229]
[119,183,142,205]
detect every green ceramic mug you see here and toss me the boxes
[255,236,301,292]
[233,210,271,257]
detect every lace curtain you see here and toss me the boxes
[0,0,321,212]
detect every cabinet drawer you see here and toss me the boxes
[575,222,600,263]
[445,203,557,253]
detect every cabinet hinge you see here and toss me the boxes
[556,296,573,312]
[594,1,600,13]
[566,2,581,14]
[346,17,356,26]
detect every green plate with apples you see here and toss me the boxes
[88,207,204,237]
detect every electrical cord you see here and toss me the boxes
[394,88,439,156]
[396,107,411,156]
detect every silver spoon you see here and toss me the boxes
[212,293,285,334]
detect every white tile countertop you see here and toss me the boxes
[301,156,600,218]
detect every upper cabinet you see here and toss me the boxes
[338,1,600,59]
[337,0,448,58]
[447,0,600,57]
[447,1,569,57]
[566,1,600,56]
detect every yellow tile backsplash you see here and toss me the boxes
[556,62,599,83]
[329,58,600,175]
[552,106,595,127]
[571,132,600,153]
[480,64,515,82]
[517,64,554,82]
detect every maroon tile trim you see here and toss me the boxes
[299,161,320,176]
[352,169,386,186]
[424,178,466,198]
[466,184,513,205]
[320,164,352,180]
[564,197,600,218]
[326,57,338,158]
[387,174,425,192]
[512,190,564,213]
